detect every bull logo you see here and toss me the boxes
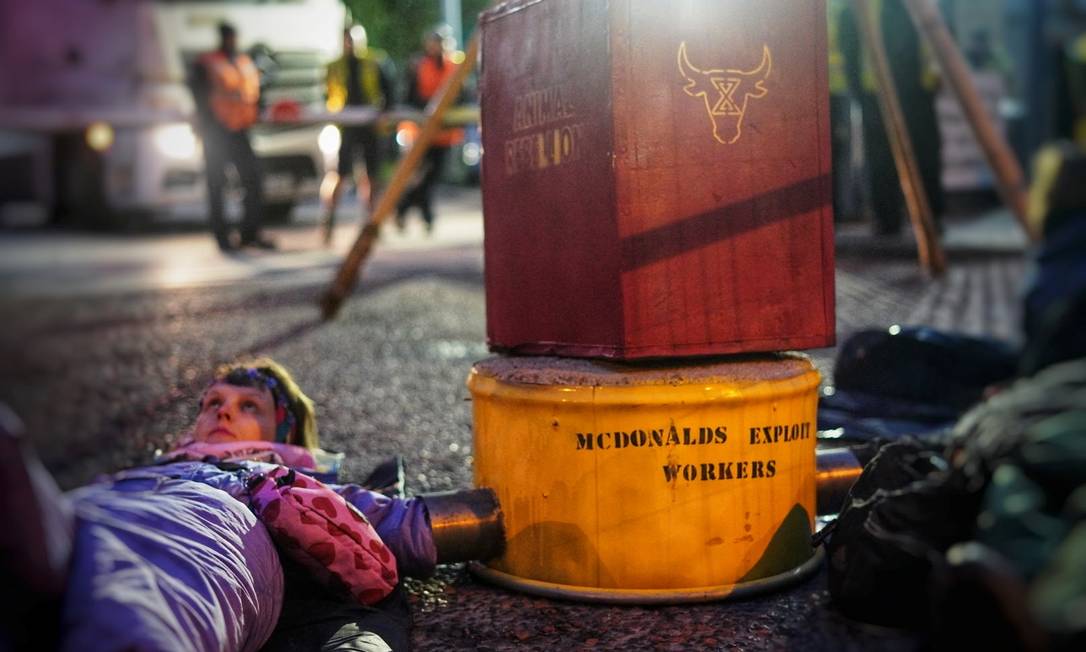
[677,42,772,144]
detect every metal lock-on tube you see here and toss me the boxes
[418,448,866,570]
[420,487,505,564]
[815,447,865,515]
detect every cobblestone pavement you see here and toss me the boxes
[835,252,1024,341]
[0,210,1027,651]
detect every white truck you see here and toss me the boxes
[0,0,344,227]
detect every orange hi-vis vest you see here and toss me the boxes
[416,53,464,147]
[201,51,260,131]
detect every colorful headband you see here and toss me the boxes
[203,367,296,444]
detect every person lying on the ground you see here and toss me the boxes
[3,358,437,652]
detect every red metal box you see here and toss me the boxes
[480,0,835,359]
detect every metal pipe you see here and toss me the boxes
[420,487,505,564]
[815,447,865,515]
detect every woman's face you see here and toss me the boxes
[193,382,277,443]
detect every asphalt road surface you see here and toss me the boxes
[0,191,1027,650]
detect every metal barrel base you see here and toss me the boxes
[468,547,824,605]
[469,355,821,593]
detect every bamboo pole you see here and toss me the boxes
[851,0,946,275]
[903,0,1035,241]
[320,31,481,320]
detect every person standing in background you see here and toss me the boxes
[395,27,465,235]
[321,24,394,246]
[828,0,859,223]
[840,0,944,236]
[191,22,275,251]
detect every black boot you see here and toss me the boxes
[361,456,405,498]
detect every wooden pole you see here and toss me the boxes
[850,0,946,275]
[320,31,481,320]
[903,0,1035,241]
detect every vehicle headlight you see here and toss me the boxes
[396,122,419,149]
[85,122,114,152]
[153,123,198,160]
[462,141,481,167]
[318,124,341,156]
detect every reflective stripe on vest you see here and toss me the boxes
[202,51,260,131]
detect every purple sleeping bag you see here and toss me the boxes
[61,471,283,652]
[59,461,437,651]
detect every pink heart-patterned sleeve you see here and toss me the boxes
[248,466,398,605]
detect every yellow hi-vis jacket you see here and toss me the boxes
[325,48,389,112]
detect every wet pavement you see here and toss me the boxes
[0,191,1028,650]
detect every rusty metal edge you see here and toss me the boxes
[467,546,824,605]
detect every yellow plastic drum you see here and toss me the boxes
[467,354,822,604]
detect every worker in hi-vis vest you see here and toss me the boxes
[191,22,274,251]
[320,24,394,246]
[395,26,466,234]
[839,0,943,236]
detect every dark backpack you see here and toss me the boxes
[833,326,1018,411]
